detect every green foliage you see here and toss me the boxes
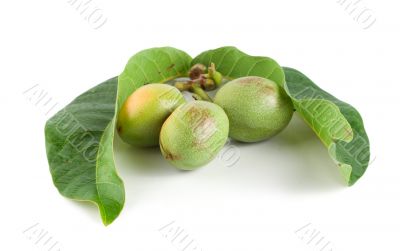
[45,48,192,225]
[44,46,370,226]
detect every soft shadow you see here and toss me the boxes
[114,135,180,177]
[113,134,187,209]
[113,113,345,207]
[233,113,345,192]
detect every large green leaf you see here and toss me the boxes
[45,47,192,225]
[283,67,370,185]
[45,77,122,226]
[192,47,370,185]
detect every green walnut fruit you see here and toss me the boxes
[160,101,229,170]
[117,84,185,147]
[214,76,294,143]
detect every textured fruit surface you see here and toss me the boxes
[160,101,229,170]
[214,76,293,142]
[117,84,185,147]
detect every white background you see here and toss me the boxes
[1,0,399,250]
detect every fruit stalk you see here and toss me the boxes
[191,84,213,102]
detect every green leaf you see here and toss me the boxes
[283,67,370,186]
[45,77,122,226]
[45,47,192,225]
[193,47,370,185]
